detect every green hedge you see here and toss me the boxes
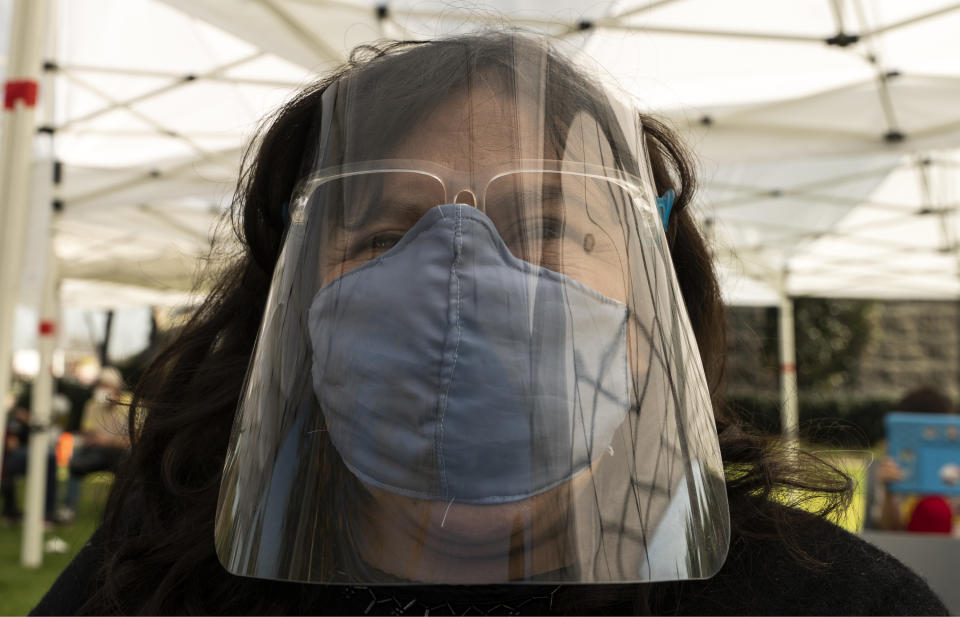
[727,395,903,447]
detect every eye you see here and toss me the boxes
[498,217,564,247]
[370,234,402,252]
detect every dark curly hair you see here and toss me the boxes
[79,32,852,615]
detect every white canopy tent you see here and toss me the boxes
[3,0,958,305]
[5,0,956,305]
[2,0,960,566]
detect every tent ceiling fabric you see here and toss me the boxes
[3,0,959,306]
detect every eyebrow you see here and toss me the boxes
[344,197,434,231]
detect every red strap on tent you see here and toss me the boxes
[780,362,796,373]
[38,320,56,336]
[3,80,39,110]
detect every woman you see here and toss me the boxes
[35,32,946,615]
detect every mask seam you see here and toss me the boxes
[435,203,464,497]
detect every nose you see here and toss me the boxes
[453,189,477,208]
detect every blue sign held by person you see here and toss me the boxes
[885,412,960,495]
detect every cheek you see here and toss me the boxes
[626,299,658,408]
[593,264,628,304]
[560,224,631,304]
[318,227,372,286]
[557,264,626,303]
[319,257,366,287]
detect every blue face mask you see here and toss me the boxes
[308,204,630,504]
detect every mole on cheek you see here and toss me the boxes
[583,233,595,253]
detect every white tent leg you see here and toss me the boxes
[779,293,799,446]
[21,244,58,568]
[0,0,51,467]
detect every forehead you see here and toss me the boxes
[389,84,545,170]
[387,87,620,178]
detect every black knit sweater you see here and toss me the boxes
[33,503,947,615]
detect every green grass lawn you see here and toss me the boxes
[0,474,111,616]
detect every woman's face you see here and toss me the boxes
[342,86,632,583]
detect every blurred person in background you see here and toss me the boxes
[1,389,59,525]
[57,373,97,435]
[866,386,957,534]
[56,367,130,523]
[32,32,947,615]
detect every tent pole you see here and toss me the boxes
[21,243,58,568]
[21,8,60,561]
[0,0,51,468]
[779,292,799,447]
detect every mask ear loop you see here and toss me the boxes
[656,189,675,230]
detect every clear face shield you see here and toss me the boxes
[215,34,729,585]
